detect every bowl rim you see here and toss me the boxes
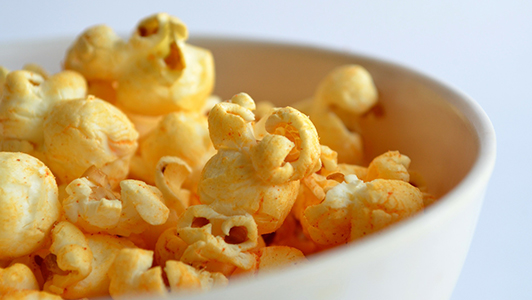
[0,35,497,296]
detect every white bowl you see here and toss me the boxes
[0,37,496,300]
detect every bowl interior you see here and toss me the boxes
[191,36,479,199]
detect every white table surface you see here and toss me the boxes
[1,1,530,299]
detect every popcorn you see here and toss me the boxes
[176,205,258,272]
[63,167,169,237]
[130,111,214,190]
[303,174,424,245]
[0,263,39,295]
[2,290,63,300]
[59,234,135,299]
[294,65,378,164]
[199,93,321,234]
[42,96,138,187]
[365,150,411,182]
[108,249,166,299]
[0,152,60,260]
[154,156,193,214]
[165,260,228,293]
[64,13,214,117]
[1,13,437,299]
[42,221,92,296]
[0,68,87,156]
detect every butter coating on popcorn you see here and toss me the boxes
[0,152,60,260]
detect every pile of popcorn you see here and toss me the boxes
[0,13,435,299]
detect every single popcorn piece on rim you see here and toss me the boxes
[64,12,214,116]
[199,93,321,234]
[42,95,138,187]
[303,174,424,245]
[0,68,87,156]
[0,152,60,260]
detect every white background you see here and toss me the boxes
[1,1,530,299]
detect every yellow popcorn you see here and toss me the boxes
[165,260,228,294]
[130,111,214,190]
[303,174,424,245]
[1,11,440,298]
[268,214,327,256]
[294,65,378,164]
[2,290,63,300]
[154,228,188,269]
[0,68,86,156]
[154,156,193,214]
[176,205,259,272]
[59,234,135,299]
[64,13,214,116]
[63,167,169,237]
[42,96,138,187]
[365,150,411,182]
[0,263,40,295]
[253,246,307,274]
[108,249,166,299]
[64,24,126,104]
[0,152,60,260]
[42,222,92,296]
[199,93,321,234]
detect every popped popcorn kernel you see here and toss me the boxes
[0,152,60,260]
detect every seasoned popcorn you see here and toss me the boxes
[165,260,228,294]
[108,248,166,299]
[0,12,437,300]
[2,290,63,300]
[199,93,321,234]
[42,221,92,296]
[130,111,214,190]
[176,205,258,272]
[63,167,169,237]
[42,95,138,187]
[303,174,424,245]
[64,12,214,116]
[0,263,39,295]
[0,68,87,157]
[0,152,60,260]
[294,65,378,164]
[59,234,135,299]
